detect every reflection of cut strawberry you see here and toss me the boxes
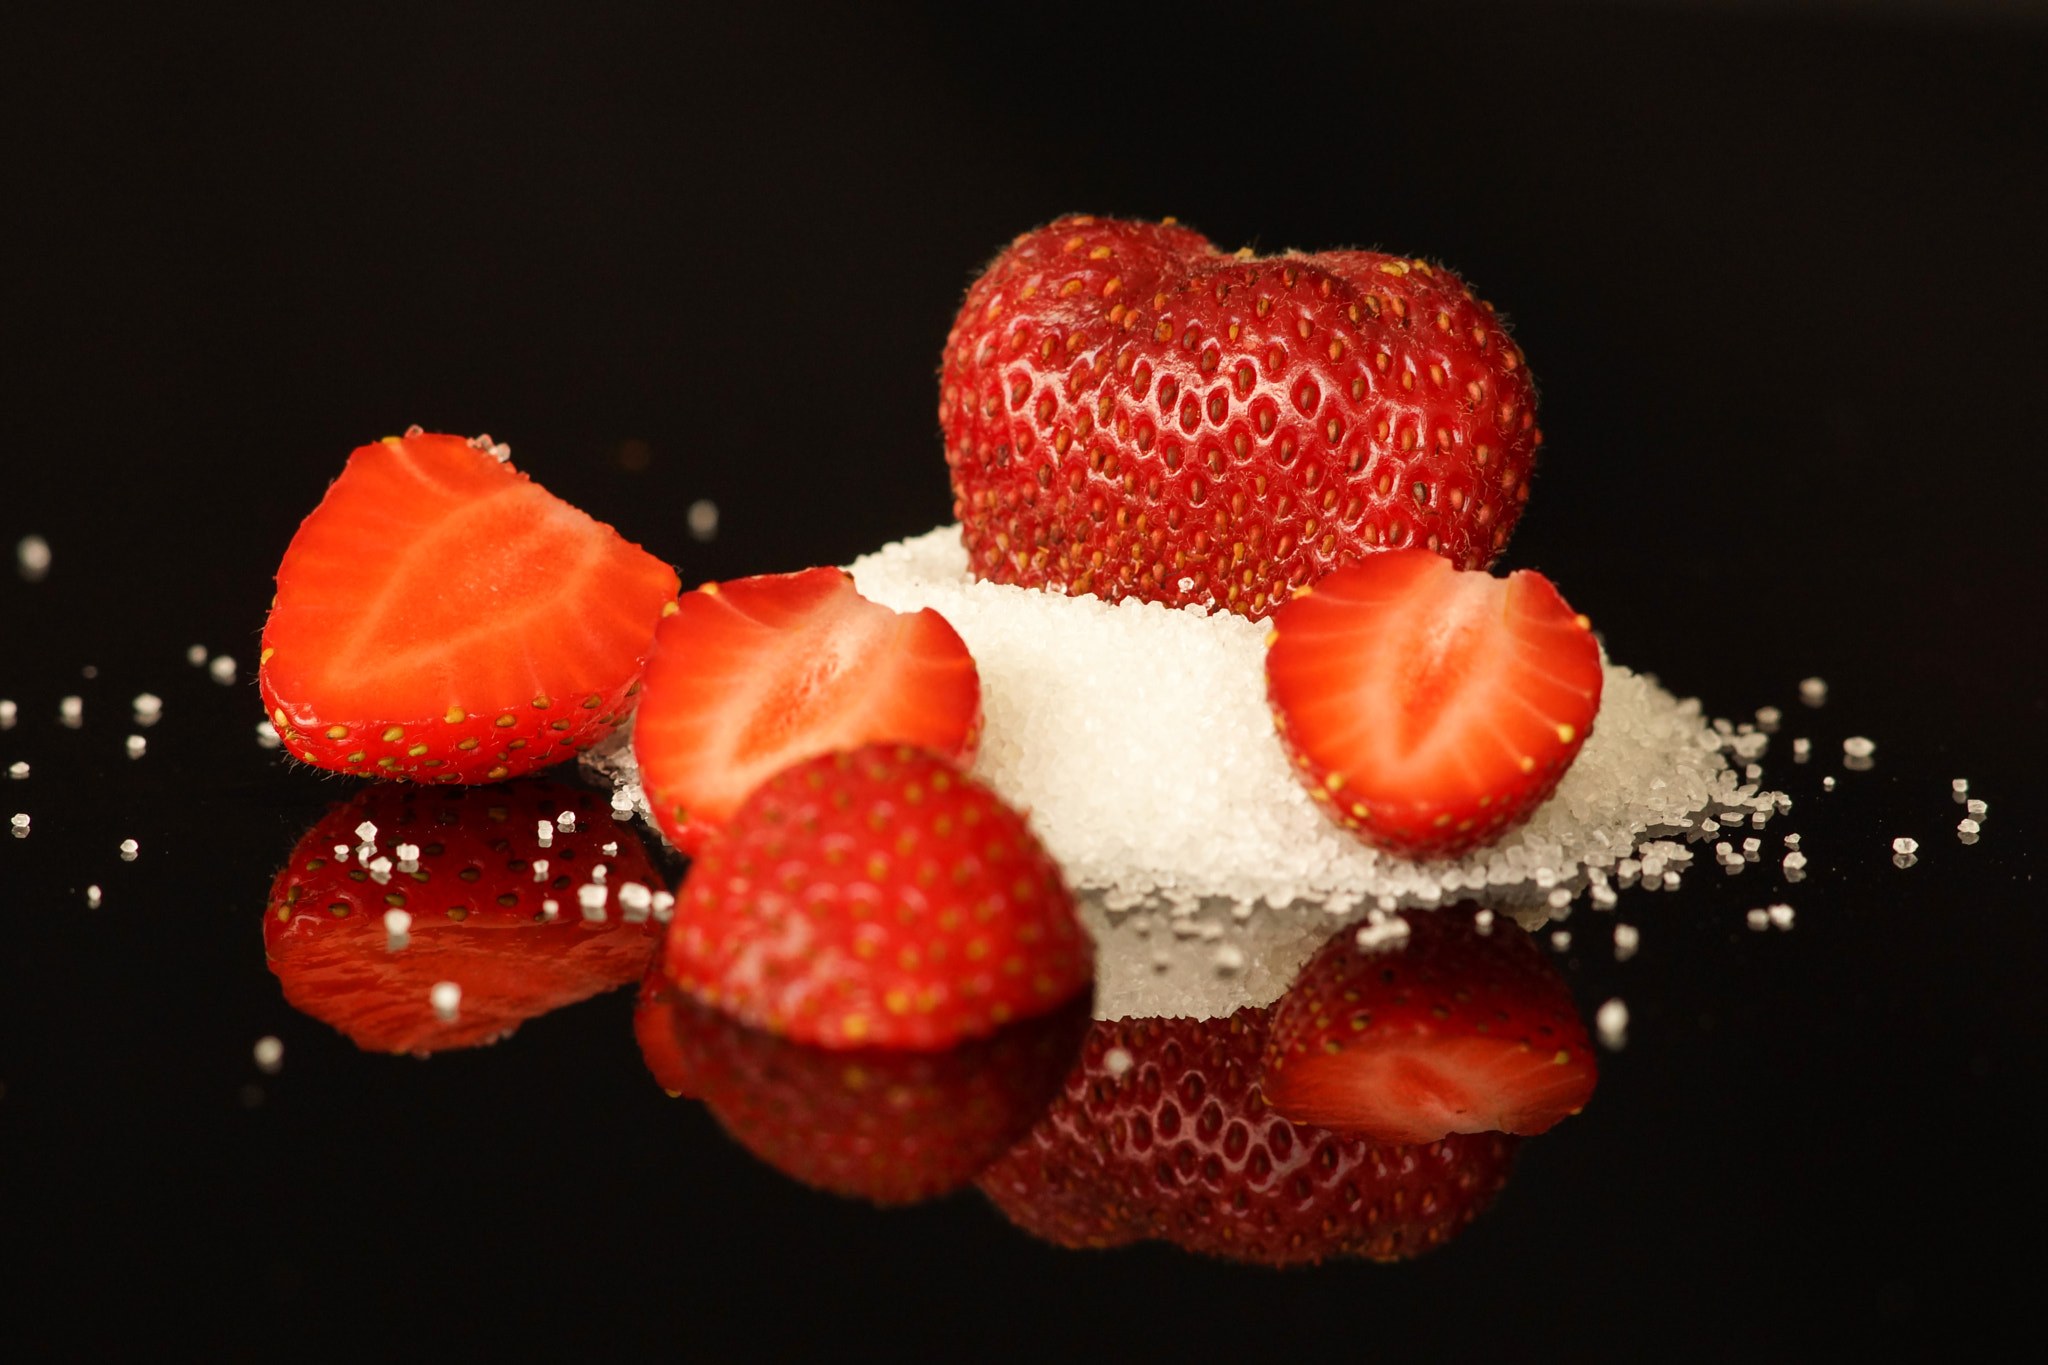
[1262,906,1597,1143]
[260,430,680,784]
[664,745,1090,1050]
[632,567,982,854]
[264,781,664,1054]
[978,1008,1518,1266]
[1265,548,1603,860]
[636,971,1088,1205]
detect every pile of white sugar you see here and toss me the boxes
[845,527,1784,1018]
[591,525,1786,1020]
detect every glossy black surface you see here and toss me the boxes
[5,4,2045,1357]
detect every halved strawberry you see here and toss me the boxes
[636,971,1089,1205]
[1261,906,1597,1143]
[631,567,981,853]
[260,430,680,784]
[1265,547,1603,860]
[664,745,1091,1050]
[264,780,665,1054]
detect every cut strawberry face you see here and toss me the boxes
[264,781,666,1054]
[1261,907,1597,1143]
[631,568,981,853]
[260,431,681,784]
[1265,548,1603,860]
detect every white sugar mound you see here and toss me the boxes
[846,527,1780,1019]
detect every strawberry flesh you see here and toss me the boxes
[632,567,981,854]
[663,744,1091,1050]
[264,780,664,1054]
[260,431,680,784]
[978,1007,1519,1265]
[1262,906,1597,1143]
[636,968,1089,1205]
[941,215,1542,618]
[1266,547,1603,859]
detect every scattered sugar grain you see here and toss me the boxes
[1792,738,1810,762]
[256,721,281,750]
[1892,837,1919,856]
[1474,909,1495,933]
[7,762,25,780]
[125,735,146,759]
[1784,833,1800,848]
[1823,776,1836,791]
[1783,851,1808,874]
[59,696,82,728]
[1747,908,1770,931]
[253,1037,284,1075]
[16,534,51,581]
[1550,930,1572,952]
[1213,943,1246,974]
[1614,923,1640,961]
[1967,799,1987,818]
[1799,677,1828,707]
[118,838,138,861]
[1756,706,1781,731]
[687,499,719,542]
[1767,903,1795,930]
[1103,1047,1135,1077]
[532,858,549,883]
[578,883,608,922]
[209,656,237,685]
[651,890,675,922]
[1844,737,1876,759]
[430,982,461,1021]
[1952,778,1969,797]
[0,699,14,729]
[14,811,35,835]
[1596,998,1629,1050]
[187,645,208,666]
[540,899,560,922]
[619,882,653,923]
[1547,888,1572,910]
[85,885,102,908]
[536,820,553,847]
[556,811,576,831]
[1958,818,1980,836]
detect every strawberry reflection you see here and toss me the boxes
[264,781,665,1055]
[977,1003,1520,1267]
[635,967,1091,1206]
[976,906,1589,1266]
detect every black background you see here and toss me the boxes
[4,2,2045,1359]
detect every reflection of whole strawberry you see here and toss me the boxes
[265,781,664,1054]
[635,972,1090,1206]
[940,215,1541,618]
[978,1008,1517,1266]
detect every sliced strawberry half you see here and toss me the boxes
[1265,547,1603,860]
[1261,906,1597,1143]
[260,430,681,784]
[631,568,981,853]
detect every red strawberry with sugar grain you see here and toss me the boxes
[1265,547,1603,859]
[663,744,1090,1050]
[1262,905,1597,1143]
[941,214,1541,618]
[260,430,680,784]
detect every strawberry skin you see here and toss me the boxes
[632,567,981,855]
[977,1008,1518,1266]
[260,430,680,784]
[264,780,665,1054]
[1262,906,1597,1143]
[1265,548,1603,860]
[636,971,1089,1205]
[663,744,1092,1050]
[941,214,1541,619]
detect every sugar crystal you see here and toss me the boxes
[1966,799,1987,818]
[687,499,720,542]
[60,696,82,728]
[1958,818,1980,836]
[1596,998,1629,1050]
[7,762,25,779]
[1843,737,1876,759]
[119,838,139,861]
[187,645,208,666]
[430,982,461,1021]
[125,735,146,759]
[16,534,51,581]
[1613,923,1639,961]
[1747,908,1770,931]
[1767,903,1795,930]
[256,721,281,750]
[1550,930,1572,952]
[384,909,412,950]
[209,655,237,685]
[0,700,14,729]
[1891,837,1919,855]
[253,1037,284,1074]
[1799,677,1827,707]
[85,885,102,908]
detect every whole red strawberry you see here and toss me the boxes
[635,971,1089,1205]
[265,780,664,1054]
[978,1008,1518,1266]
[940,215,1540,618]
[1262,905,1597,1142]
[260,430,680,783]
[662,745,1092,1050]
